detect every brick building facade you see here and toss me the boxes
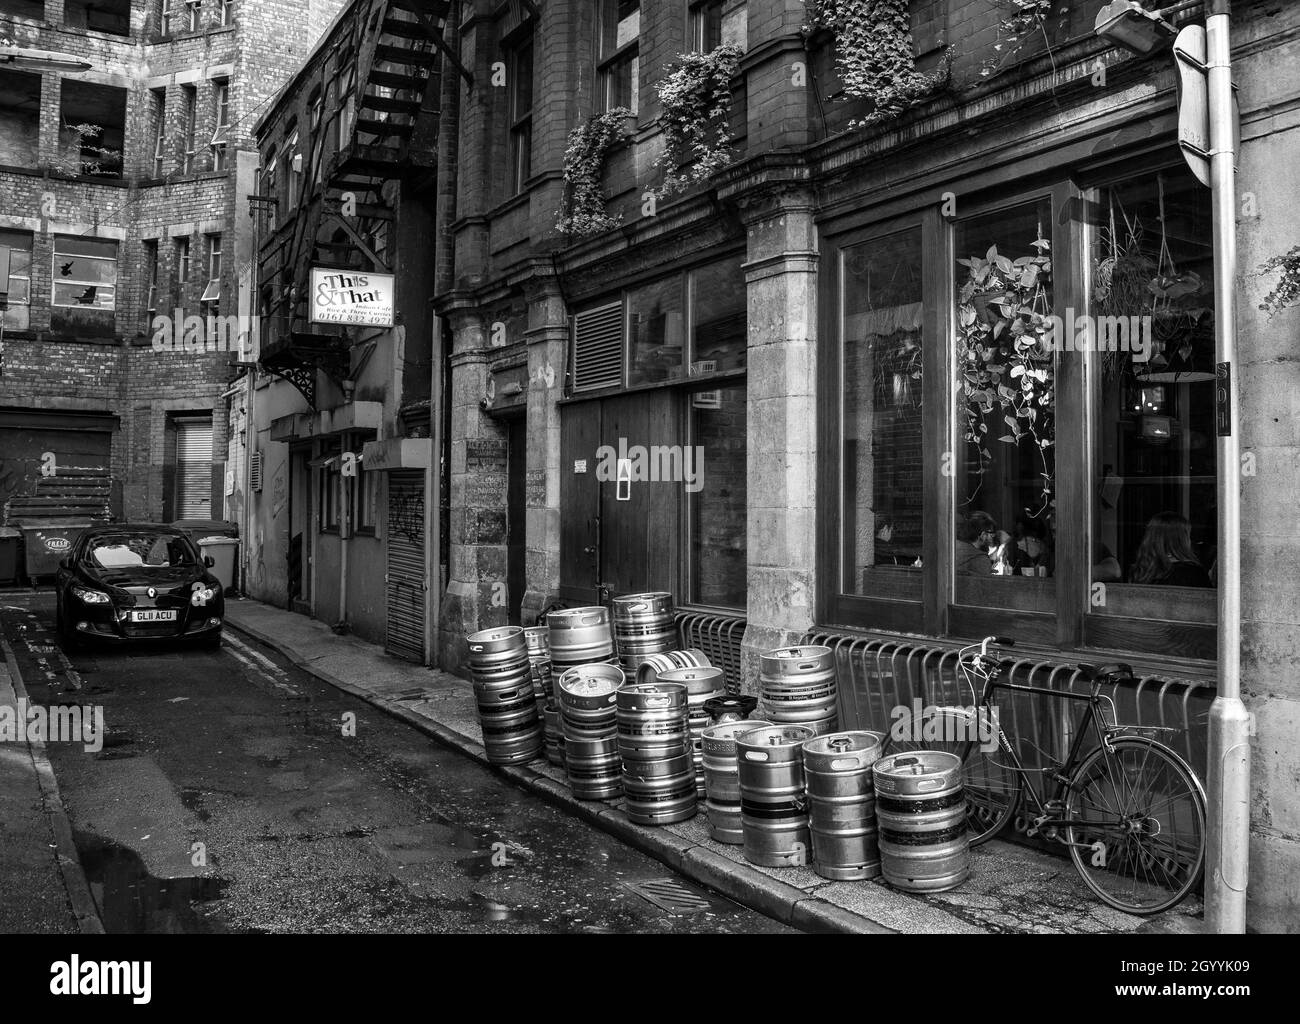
[0,0,343,540]
[427,0,1300,931]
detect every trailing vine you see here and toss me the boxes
[803,0,952,128]
[653,43,744,197]
[981,0,1056,79]
[556,108,632,238]
[53,123,122,178]
[1259,245,1300,318]
[956,236,1055,515]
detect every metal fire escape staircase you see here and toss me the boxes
[261,0,460,409]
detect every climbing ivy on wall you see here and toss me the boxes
[556,108,632,237]
[803,0,952,127]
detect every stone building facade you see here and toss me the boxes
[0,0,343,536]
[431,0,1300,931]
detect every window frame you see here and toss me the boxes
[151,88,167,176]
[50,236,119,311]
[818,209,940,635]
[144,238,160,328]
[682,378,748,612]
[0,229,33,331]
[185,0,201,33]
[219,0,232,28]
[160,0,173,35]
[597,0,640,114]
[200,233,222,307]
[506,30,534,195]
[689,0,725,53]
[211,79,230,170]
[319,438,343,534]
[176,235,191,296]
[179,84,197,174]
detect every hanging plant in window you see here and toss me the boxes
[981,0,1057,79]
[1258,245,1300,318]
[956,235,1055,514]
[654,43,745,197]
[803,0,952,128]
[556,108,633,238]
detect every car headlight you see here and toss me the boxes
[71,585,111,605]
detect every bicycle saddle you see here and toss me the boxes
[1075,662,1135,683]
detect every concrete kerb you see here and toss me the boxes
[225,616,895,935]
[0,633,104,935]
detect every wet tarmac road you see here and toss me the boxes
[0,593,794,934]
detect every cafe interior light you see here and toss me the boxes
[1093,1,1179,55]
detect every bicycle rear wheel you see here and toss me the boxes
[1065,736,1207,915]
[884,706,1023,846]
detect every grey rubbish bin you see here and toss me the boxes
[198,536,239,593]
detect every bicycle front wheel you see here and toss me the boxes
[1065,736,1207,916]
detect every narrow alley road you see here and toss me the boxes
[0,593,793,934]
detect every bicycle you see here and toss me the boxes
[883,635,1208,915]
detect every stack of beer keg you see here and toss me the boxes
[465,626,544,766]
[612,592,677,676]
[758,645,839,737]
[701,718,767,843]
[658,666,725,801]
[557,663,624,800]
[803,731,884,881]
[872,750,970,892]
[616,682,698,825]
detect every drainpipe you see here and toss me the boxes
[1204,0,1250,935]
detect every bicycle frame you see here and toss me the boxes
[956,643,1121,833]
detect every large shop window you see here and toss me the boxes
[840,226,925,602]
[821,164,1216,659]
[688,383,747,608]
[1086,168,1217,639]
[952,196,1056,615]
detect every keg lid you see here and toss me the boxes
[656,666,725,694]
[548,606,610,628]
[558,664,625,707]
[802,730,885,771]
[466,625,526,653]
[873,750,962,777]
[735,723,817,750]
[702,719,769,753]
[616,681,687,710]
[759,645,834,675]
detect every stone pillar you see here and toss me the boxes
[735,183,819,692]
[521,276,568,625]
[438,307,509,674]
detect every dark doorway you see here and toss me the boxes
[506,416,527,625]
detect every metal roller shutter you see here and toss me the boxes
[385,470,426,662]
[175,420,214,518]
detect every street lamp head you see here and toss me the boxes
[1094,1,1178,56]
[0,43,95,73]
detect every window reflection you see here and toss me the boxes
[627,276,684,385]
[1090,169,1216,598]
[953,198,1056,585]
[841,227,924,595]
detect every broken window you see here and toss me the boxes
[58,79,126,178]
[64,0,130,36]
[211,79,230,170]
[52,236,118,310]
[180,85,196,173]
[151,88,167,176]
[0,68,41,167]
[0,229,34,332]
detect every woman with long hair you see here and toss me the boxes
[1130,511,1212,587]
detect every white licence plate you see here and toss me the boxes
[130,609,178,623]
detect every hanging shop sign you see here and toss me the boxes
[309,268,395,327]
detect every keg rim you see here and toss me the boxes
[735,723,817,749]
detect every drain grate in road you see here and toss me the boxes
[623,877,715,915]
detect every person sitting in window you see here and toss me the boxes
[1130,511,1212,588]
[955,511,995,576]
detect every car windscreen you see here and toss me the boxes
[86,533,199,569]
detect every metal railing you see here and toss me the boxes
[803,630,1214,841]
[676,611,747,695]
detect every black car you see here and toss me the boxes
[54,524,225,649]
